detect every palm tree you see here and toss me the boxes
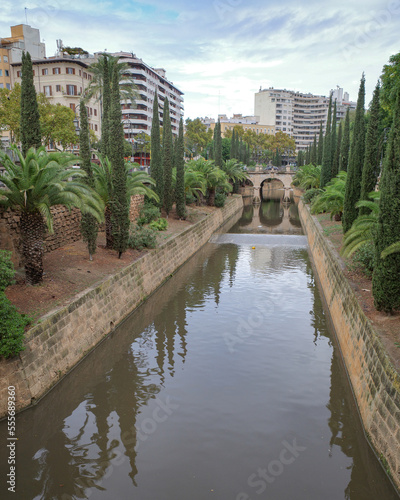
[311,171,347,221]
[381,241,400,258]
[85,53,139,110]
[187,158,231,206]
[180,168,207,203]
[93,154,158,247]
[222,158,248,187]
[341,192,380,257]
[0,146,104,285]
[292,163,321,190]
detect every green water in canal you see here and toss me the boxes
[0,196,398,499]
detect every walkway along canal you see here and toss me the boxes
[0,193,398,499]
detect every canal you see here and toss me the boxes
[1,193,398,499]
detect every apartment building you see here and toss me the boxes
[11,57,101,141]
[254,87,355,151]
[203,114,275,137]
[110,52,184,140]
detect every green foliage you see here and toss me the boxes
[176,118,186,219]
[292,163,321,189]
[381,241,400,259]
[302,188,321,204]
[343,74,366,233]
[151,93,163,206]
[137,202,161,226]
[339,107,351,172]
[380,51,400,120]
[214,120,223,167]
[350,243,375,277]
[110,64,130,258]
[162,98,174,215]
[321,93,332,188]
[0,293,30,359]
[128,225,158,251]
[0,83,21,142]
[214,192,226,207]
[0,250,15,292]
[20,51,41,156]
[372,88,400,312]
[317,121,324,165]
[149,218,168,231]
[101,55,111,158]
[184,117,212,154]
[311,171,347,220]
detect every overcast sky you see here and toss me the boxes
[2,0,399,120]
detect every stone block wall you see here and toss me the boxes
[0,196,243,417]
[299,200,400,489]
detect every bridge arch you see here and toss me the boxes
[247,171,294,203]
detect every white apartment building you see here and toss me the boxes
[255,87,356,151]
[110,52,184,140]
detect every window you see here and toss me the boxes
[94,109,97,116]
[70,103,76,111]
[56,84,61,92]
[83,72,87,79]
[0,70,2,76]
[53,67,60,75]
[89,107,92,115]
[16,70,21,77]
[66,67,75,75]
[43,85,52,96]
[79,70,81,76]
[66,84,77,95]
[42,68,48,75]
[5,70,9,77]
[0,83,3,89]
[4,55,8,63]
[95,124,98,131]
[6,83,11,90]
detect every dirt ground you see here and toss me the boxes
[315,213,400,371]
[5,204,215,322]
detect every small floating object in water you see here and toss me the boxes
[252,246,256,249]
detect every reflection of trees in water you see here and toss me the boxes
[237,204,254,226]
[289,203,302,227]
[259,198,283,227]
[6,243,241,499]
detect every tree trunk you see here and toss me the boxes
[20,211,46,285]
[207,188,216,206]
[105,205,114,249]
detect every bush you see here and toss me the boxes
[214,192,226,208]
[0,293,30,359]
[351,243,375,277]
[302,188,321,204]
[128,225,158,251]
[185,194,196,205]
[137,203,160,226]
[149,218,168,231]
[0,250,15,292]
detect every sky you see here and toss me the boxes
[2,0,399,120]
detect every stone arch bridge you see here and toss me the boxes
[246,171,295,202]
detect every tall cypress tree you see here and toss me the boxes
[230,129,236,159]
[331,122,342,179]
[79,100,98,260]
[331,99,337,167]
[215,119,223,167]
[317,121,324,165]
[372,89,400,312]
[101,55,111,158]
[20,51,41,156]
[162,98,173,216]
[310,135,317,165]
[176,118,186,219]
[339,107,351,172]
[321,94,332,188]
[305,145,310,165]
[150,93,163,206]
[359,82,381,214]
[343,74,366,233]
[110,64,129,258]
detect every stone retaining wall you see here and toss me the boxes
[0,196,243,417]
[0,195,144,267]
[299,200,400,488]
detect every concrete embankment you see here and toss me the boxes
[299,200,400,489]
[0,196,243,417]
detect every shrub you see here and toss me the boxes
[0,250,15,292]
[128,225,158,251]
[149,218,168,231]
[136,202,160,226]
[0,293,30,359]
[302,188,321,204]
[185,194,196,205]
[351,243,375,277]
[214,192,226,208]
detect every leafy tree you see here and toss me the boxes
[150,93,163,206]
[20,51,41,155]
[380,51,400,121]
[0,83,21,143]
[187,158,231,205]
[321,93,332,188]
[222,159,247,187]
[343,74,366,233]
[214,120,223,167]
[38,95,77,149]
[339,107,351,171]
[292,163,321,190]
[372,90,400,312]
[311,171,347,221]
[317,121,324,165]
[184,117,212,155]
[101,55,111,158]
[176,117,186,219]
[162,98,174,216]
[331,122,342,179]
[310,135,317,165]
[297,150,305,167]
[0,146,103,284]
[359,82,381,214]
[109,64,130,258]
[79,100,98,260]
